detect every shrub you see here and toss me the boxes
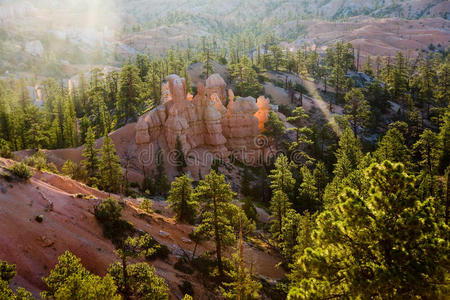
[174,257,194,274]
[129,182,140,189]
[243,197,258,222]
[179,280,194,297]
[9,162,32,180]
[62,160,87,180]
[25,151,47,170]
[144,241,170,261]
[95,198,122,223]
[35,215,43,223]
[0,139,12,158]
[95,198,134,245]
[139,198,152,214]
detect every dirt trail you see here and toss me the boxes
[265,71,343,134]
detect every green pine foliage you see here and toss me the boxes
[41,251,120,300]
[167,174,198,224]
[82,127,100,184]
[0,260,33,300]
[99,136,123,193]
[194,170,237,278]
[288,161,449,299]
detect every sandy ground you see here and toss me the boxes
[0,158,284,299]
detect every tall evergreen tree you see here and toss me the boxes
[167,174,197,224]
[343,88,370,137]
[270,190,291,241]
[174,135,187,175]
[194,170,236,278]
[153,147,170,196]
[269,154,295,196]
[413,129,440,175]
[99,135,123,193]
[117,64,144,125]
[82,127,100,183]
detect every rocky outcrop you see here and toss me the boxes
[206,73,227,104]
[135,74,271,176]
[255,96,271,132]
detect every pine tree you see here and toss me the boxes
[270,190,291,241]
[374,127,411,166]
[99,135,123,193]
[287,107,314,164]
[313,161,329,202]
[0,260,33,299]
[279,208,302,263]
[194,170,236,278]
[167,174,198,224]
[333,128,363,179]
[219,217,261,300]
[174,135,187,175]
[288,161,449,299]
[329,64,346,101]
[343,88,370,137]
[297,166,319,212]
[82,127,100,184]
[438,111,450,173]
[413,129,440,175]
[42,251,120,300]
[62,96,77,147]
[240,166,252,197]
[264,111,286,146]
[153,147,170,196]
[117,64,144,125]
[229,55,261,98]
[269,154,295,195]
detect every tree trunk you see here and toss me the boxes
[213,197,223,277]
[445,170,449,225]
[122,256,129,299]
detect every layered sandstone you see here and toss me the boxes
[135,74,270,175]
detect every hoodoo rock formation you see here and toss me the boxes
[135,74,271,177]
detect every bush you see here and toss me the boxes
[243,197,258,222]
[95,198,135,245]
[95,198,122,223]
[129,182,140,189]
[179,280,194,297]
[9,162,33,180]
[62,160,86,180]
[0,139,12,158]
[174,257,194,274]
[25,151,47,170]
[139,198,152,214]
[144,241,170,261]
[35,215,43,223]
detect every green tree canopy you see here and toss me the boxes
[288,161,449,299]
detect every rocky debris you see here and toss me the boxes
[135,73,271,176]
[0,183,6,193]
[37,235,54,247]
[158,230,170,237]
[346,71,377,88]
[181,237,192,244]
